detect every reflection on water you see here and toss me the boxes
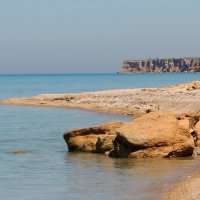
[64,153,200,200]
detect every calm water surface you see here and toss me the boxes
[0,74,200,200]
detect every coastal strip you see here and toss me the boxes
[1,81,200,116]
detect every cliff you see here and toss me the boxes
[119,57,200,73]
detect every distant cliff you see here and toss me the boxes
[119,57,200,73]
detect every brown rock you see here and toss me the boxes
[129,143,194,158]
[63,111,199,158]
[194,121,200,146]
[63,121,123,152]
[117,112,190,148]
[96,136,114,153]
[111,112,194,158]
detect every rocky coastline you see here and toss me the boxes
[1,81,200,199]
[1,81,200,159]
[63,111,200,159]
[119,57,200,73]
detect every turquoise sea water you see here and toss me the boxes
[1,73,200,99]
[1,73,200,200]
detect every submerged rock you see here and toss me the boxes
[10,150,29,155]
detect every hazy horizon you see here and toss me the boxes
[1,0,200,74]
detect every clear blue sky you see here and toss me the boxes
[0,0,200,73]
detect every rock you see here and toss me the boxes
[63,121,123,152]
[119,57,200,73]
[194,121,200,146]
[129,143,194,158]
[63,111,200,159]
[193,147,200,156]
[10,150,29,155]
[110,112,194,158]
[96,136,114,153]
[108,149,119,158]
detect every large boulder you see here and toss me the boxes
[63,111,200,158]
[110,112,195,158]
[63,121,123,152]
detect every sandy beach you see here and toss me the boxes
[1,81,200,117]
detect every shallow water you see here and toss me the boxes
[0,74,200,200]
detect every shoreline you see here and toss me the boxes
[1,81,200,199]
[1,81,200,117]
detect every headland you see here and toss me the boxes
[119,57,200,73]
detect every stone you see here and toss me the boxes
[110,112,194,158]
[128,143,194,158]
[193,147,200,156]
[63,121,123,152]
[194,121,200,146]
[63,111,200,159]
[96,136,114,153]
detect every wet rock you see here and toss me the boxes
[10,150,29,155]
[108,149,119,158]
[128,143,194,158]
[164,144,194,158]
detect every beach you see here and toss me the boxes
[1,78,200,200]
[1,81,200,117]
[1,0,200,198]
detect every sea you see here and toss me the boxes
[0,73,200,200]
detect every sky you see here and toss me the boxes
[0,0,200,74]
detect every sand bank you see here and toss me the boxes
[1,81,200,116]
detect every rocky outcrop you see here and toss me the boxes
[63,121,123,153]
[119,57,200,73]
[63,112,200,158]
[110,112,199,158]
